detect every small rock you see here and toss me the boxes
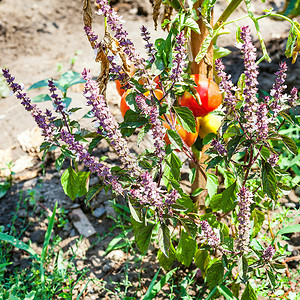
[103,263,113,273]
[98,250,105,257]
[30,229,46,244]
[93,206,106,218]
[287,244,294,253]
[107,250,125,261]
[90,255,102,267]
[287,190,299,203]
[105,201,116,219]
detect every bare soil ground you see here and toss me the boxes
[0,0,300,299]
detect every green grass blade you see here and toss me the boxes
[0,232,39,261]
[40,201,57,293]
[143,267,177,300]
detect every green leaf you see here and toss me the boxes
[177,195,194,212]
[57,71,85,89]
[206,173,219,199]
[166,152,182,181]
[76,171,90,198]
[0,181,11,199]
[61,167,90,200]
[217,285,234,300]
[136,224,155,253]
[120,110,148,129]
[85,184,102,205]
[32,93,52,102]
[205,260,224,287]
[251,209,265,238]
[158,222,171,257]
[179,217,198,238]
[261,161,277,201]
[209,182,236,213]
[267,269,276,289]
[227,136,242,162]
[0,232,39,261]
[213,45,231,60]
[191,187,204,197]
[285,24,298,58]
[280,134,298,155]
[27,79,50,90]
[128,199,142,223]
[143,268,177,300]
[157,244,176,271]
[55,154,66,172]
[277,224,300,235]
[88,135,103,153]
[241,282,257,300]
[174,107,196,133]
[166,129,183,150]
[238,255,248,282]
[176,229,197,267]
[194,249,210,273]
[183,17,200,33]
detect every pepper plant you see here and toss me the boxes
[2,0,300,298]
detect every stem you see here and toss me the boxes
[213,0,244,31]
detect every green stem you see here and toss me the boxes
[213,0,244,31]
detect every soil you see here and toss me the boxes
[0,0,300,299]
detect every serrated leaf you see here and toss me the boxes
[227,136,242,162]
[174,106,196,133]
[166,129,183,150]
[206,173,219,199]
[176,229,197,267]
[194,249,210,273]
[158,222,171,257]
[61,167,90,200]
[136,223,155,253]
[210,182,236,213]
[205,260,224,287]
[179,217,198,238]
[177,195,194,212]
[251,209,265,238]
[262,161,277,200]
[157,244,176,271]
[280,134,298,155]
[241,282,257,300]
[166,152,182,181]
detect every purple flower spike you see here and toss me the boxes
[215,59,237,112]
[170,32,187,83]
[2,69,55,142]
[82,68,142,177]
[236,186,253,252]
[262,245,275,262]
[211,138,227,156]
[199,220,220,248]
[140,25,156,63]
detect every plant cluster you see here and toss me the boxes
[2,0,300,298]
